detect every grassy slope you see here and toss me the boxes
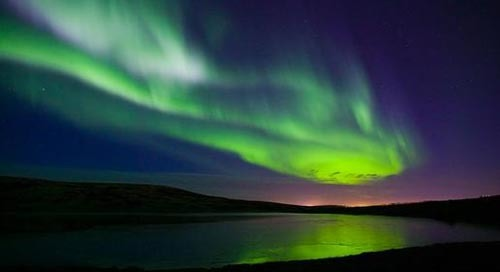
[0,176,305,213]
[0,176,307,231]
[1,175,500,229]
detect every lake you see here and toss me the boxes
[2,214,500,269]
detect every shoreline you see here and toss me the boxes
[3,241,500,272]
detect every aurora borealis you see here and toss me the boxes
[0,0,417,184]
[1,0,500,204]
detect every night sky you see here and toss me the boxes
[1,0,499,206]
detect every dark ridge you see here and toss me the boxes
[0,176,306,213]
[0,176,308,231]
[1,176,500,231]
[312,195,500,226]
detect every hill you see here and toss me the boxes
[0,176,308,231]
[314,195,500,226]
[1,176,499,231]
[0,176,305,213]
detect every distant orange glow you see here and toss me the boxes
[267,192,497,208]
[300,200,324,207]
[347,202,372,207]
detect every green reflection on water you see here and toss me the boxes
[236,215,408,264]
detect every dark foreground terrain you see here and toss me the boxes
[3,241,500,272]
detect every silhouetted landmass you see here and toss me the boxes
[1,176,500,232]
[0,176,305,213]
[313,196,500,226]
[0,176,306,231]
[3,241,500,272]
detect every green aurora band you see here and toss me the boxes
[0,0,419,184]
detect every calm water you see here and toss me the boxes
[2,214,500,269]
